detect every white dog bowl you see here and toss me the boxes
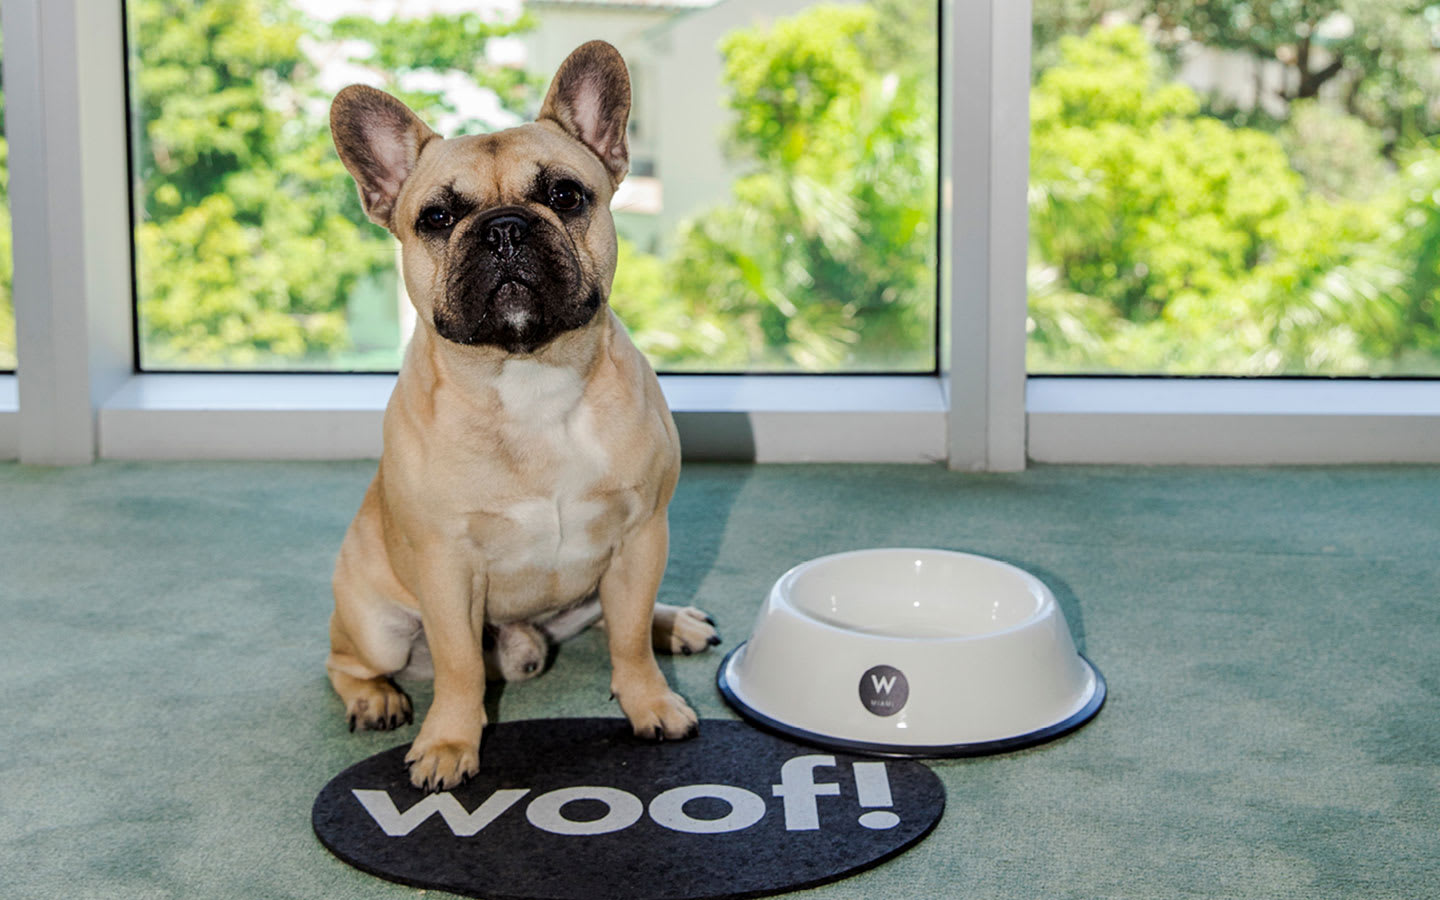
[717,548,1105,756]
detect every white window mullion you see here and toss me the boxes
[6,0,133,465]
[0,375,17,459]
[943,0,1029,472]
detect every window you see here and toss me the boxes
[1027,4,1440,377]
[125,0,939,374]
[9,0,1439,468]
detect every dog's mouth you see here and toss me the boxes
[493,279,532,302]
[492,280,536,329]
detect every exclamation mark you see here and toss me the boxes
[853,762,900,830]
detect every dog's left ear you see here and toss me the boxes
[539,41,631,186]
[331,85,438,230]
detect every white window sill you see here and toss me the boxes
[1028,377,1440,464]
[12,372,1435,465]
[0,375,17,459]
[96,373,949,463]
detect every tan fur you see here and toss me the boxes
[326,42,715,792]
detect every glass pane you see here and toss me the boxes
[0,24,13,372]
[127,0,937,373]
[1027,6,1440,376]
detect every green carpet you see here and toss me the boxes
[1,461,1436,899]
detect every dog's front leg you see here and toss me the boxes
[601,512,699,740]
[405,562,488,791]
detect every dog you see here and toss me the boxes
[325,40,719,791]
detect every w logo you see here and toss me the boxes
[858,666,909,717]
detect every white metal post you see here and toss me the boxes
[943,0,1030,471]
[6,0,133,464]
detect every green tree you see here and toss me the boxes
[329,10,540,128]
[1027,24,1404,374]
[627,1,937,372]
[1388,147,1440,362]
[131,0,385,366]
[1032,0,1135,71]
[1141,0,1440,140]
[1305,144,1440,369]
[130,0,536,368]
[1278,100,1391,201]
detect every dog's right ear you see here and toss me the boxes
[330,85,438,230]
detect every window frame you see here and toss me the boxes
[4,0,1438,469]
[0,375,15,458]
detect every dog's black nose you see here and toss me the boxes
[482,213,531,259]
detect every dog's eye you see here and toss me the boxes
[418,206,456,232]
[548,180,586,213]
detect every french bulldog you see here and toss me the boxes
[326,40,719,791]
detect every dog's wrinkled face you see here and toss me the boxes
[398,125,617,352]
[330,42,631,353]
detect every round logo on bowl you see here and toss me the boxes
[859,665,909,717]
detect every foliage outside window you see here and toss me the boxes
[126,0,938,373]
[1028,1,1440,376]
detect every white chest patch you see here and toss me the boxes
[496,358,585,423]
[499,496,610,572]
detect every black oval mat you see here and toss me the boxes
[312,718,945,900]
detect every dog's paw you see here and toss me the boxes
[405,738,480,792]
[618,687,699,742]
[344,678,414,733]
[654,605,721,656]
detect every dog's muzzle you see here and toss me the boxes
[433,207,596,351]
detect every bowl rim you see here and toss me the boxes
[772,547,1058,643]
[716,643,1107,758]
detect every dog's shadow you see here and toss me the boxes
[662,463,752,608]
[484,681,507,723]
[651,462,752,684]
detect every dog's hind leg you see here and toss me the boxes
[580,597,719,657]
[328,612,416,732]
[537,597,603,643]
[327,483,418,732]
[651,604,720,656]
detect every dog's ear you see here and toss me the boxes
[330,85,438,230]
[539,41,631,186]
